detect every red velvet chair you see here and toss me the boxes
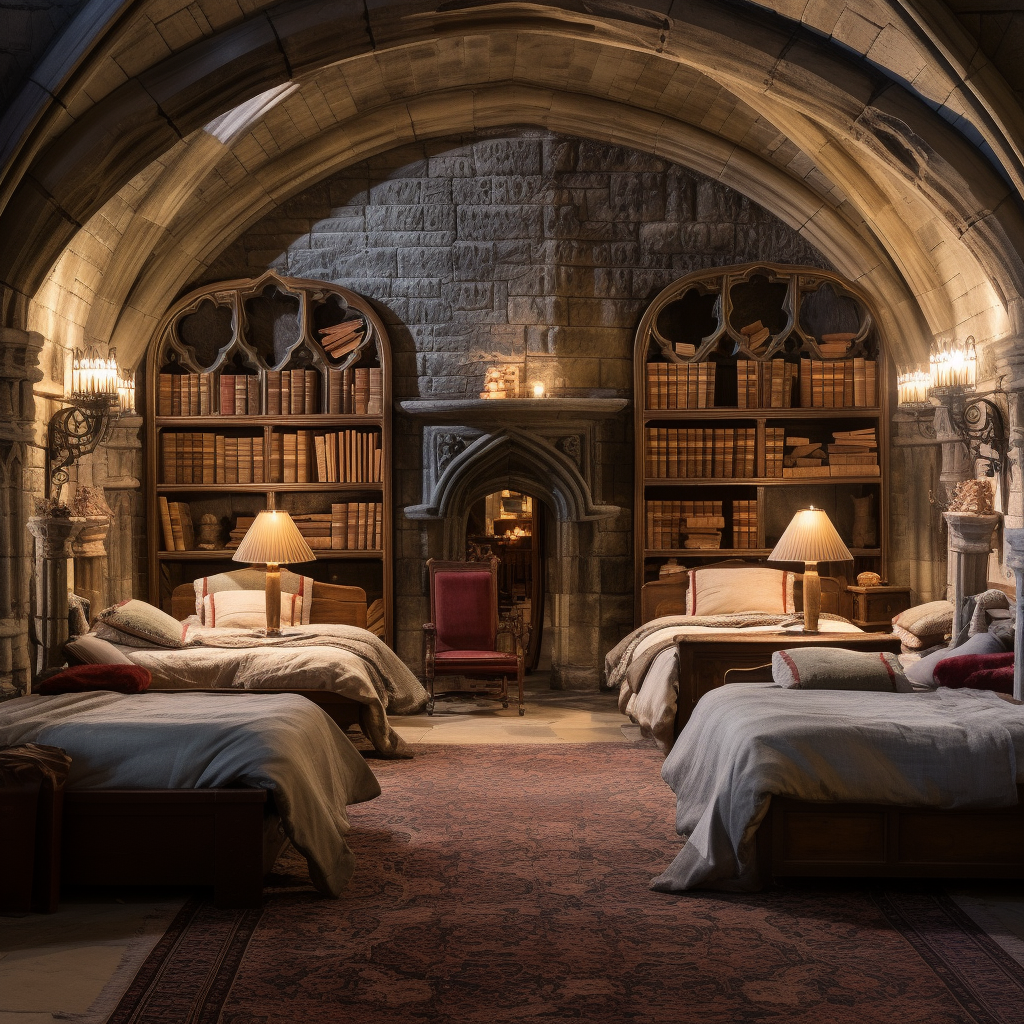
[422,557,525,716]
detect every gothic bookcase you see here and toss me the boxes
[633,262,891,623]
[145,272,394,645]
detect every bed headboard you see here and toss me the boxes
[640,560,852,623]
[171,570,367,628]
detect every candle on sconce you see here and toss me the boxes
[531,381,545,399]
[929,336,976,393]
[117,368,135,414]
[896,367,931,408]
[71,346,120,400]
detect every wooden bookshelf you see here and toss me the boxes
[145,271,394,644]
[633,262,891,623]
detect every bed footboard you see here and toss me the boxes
[61,788,283,908]
[757,786,1024,882]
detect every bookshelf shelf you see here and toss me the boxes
[633,261,891,624]
[146,272,395,643]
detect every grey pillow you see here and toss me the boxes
[772,648,912,692]
[903,630,1005,689]
[65,634,135,665]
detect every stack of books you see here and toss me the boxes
[161,434,265,484]
[732,499,758,548]
[325,367,383,415]
[740,320,771,352]
[158,373,217,415]
[829,428,879,476]
[799,358,877,408]
[645,500,724,549]
[764,427,785,477]
[782,435,827,477]
[266,370,319,415]
[736,359,797,408]
[644,428,756,478]
[319,319,367,359]
[330,502,384,550]
[645,363,717,409]
[157,498,195,550]
[269,431,314,483]
[313,430,383,483]
[226,516,254,549]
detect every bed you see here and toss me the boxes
[608,562,880,751]
[0,691,382,907]
[78,570,428,758]
[653,681,1024,892]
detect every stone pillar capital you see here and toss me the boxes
[943,512,1000,553]
[27,515,84,559]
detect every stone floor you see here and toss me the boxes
[2,677,1023,1022]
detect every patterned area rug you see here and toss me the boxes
[110,744,1024,1023]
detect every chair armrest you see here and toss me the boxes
[422,622,436,634]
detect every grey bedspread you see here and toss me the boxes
[0,691,381,896]
[654,683,1023,893]
[100,621,428,757]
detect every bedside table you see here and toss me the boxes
[846,585,912,631]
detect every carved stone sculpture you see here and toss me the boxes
[197,513,223,550]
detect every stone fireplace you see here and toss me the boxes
[401,397,627,689]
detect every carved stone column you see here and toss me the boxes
[28,516,84,674]
[1004,528,1024,701]
[943,512,1000,640]
[71,515,109,622]
[0,326,44,696]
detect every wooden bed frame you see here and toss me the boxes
[49,573,370,909]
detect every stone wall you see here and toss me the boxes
[196,130,835,681]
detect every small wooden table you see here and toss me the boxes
[846,585,912,631]
[673,631,904,736]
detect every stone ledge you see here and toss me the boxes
[397,397,629,424]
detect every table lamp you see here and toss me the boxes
[768,507,853,633]
[232,510,315,635]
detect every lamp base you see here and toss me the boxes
[802,561,821,633]
[265,562,281,636]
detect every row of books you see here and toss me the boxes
[157,498,195,551]
[781,427,880,478]
[645,500,724,550]
[645,363,717,409]
[764,427,785,478]
[643,358,878,409]
[732,499,758,548]
[227,504,384,551]
[270,430,383,484]
[161,434,266,484]
[156,367,384,417]
[645,428,757,479]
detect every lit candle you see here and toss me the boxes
[929,336,976,392]
[118,368,135,414]
[531,381,545,399]
[71,346,119,399]
[897,367,931,407]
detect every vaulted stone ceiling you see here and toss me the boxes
[3,0,1024,375]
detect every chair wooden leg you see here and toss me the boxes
[501,675,509,709]
[426,669,435,716]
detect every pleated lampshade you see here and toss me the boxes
[769,507,853,564]
[232,510,315,566]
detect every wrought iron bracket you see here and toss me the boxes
[47,398,118,501]
[947,394,1007,478]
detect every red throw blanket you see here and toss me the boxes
[934,652,1014,694]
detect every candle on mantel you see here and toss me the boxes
[896,368,931,407]
[929,336,976,392]
[71,346,119,399]
[531,381,545,399]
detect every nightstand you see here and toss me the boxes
[846,585,912,632]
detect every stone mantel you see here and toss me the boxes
[397,398,630,425]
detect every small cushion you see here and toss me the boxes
[687,567,795,616]
[891,600,954,649]
[904,631,1005,689]
[36,663,151,695]
[194,569,313,625]
[772,647,912,692]
[203,590,303,629]
[65,634,135,666]
[95,599,194,648]
[934,652,1014,693]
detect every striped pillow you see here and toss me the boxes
[687,567,795,616]
[202,590,303,629]
[95,599,195,648]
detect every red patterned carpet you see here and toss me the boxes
[111,744,1024,1023]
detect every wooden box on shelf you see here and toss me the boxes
[145,272,394,644]
[632,262,891,624]
[846,585,912,632]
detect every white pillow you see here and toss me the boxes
[193,570,314,625]
[687,567,796,616]
[203,590,304,629]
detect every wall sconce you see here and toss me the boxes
[531,381,546,399]
[48,346,125,501]
[897,336,1005,477]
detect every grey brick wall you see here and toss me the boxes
[198,130,830,677]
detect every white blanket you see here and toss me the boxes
[101,621,428,758]
[0,692,381,896]
[610,615,863,752]
[653,684,1024,893]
